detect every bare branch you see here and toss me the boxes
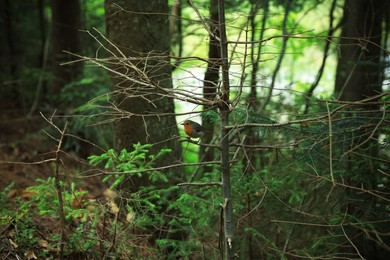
[177,182,222,187]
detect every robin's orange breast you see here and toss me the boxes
[183,124,193,136]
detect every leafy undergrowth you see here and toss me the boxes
[0,128,117,259]
[0,178,154,259]
[0,141,190,259]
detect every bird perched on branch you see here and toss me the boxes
[181,120,204,139]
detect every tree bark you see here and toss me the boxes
[217,1,234,258]
[105,0,181,163]
[200,0,221,174]
[335,0,385,102]
[105,0,184,251]
[170,0,183,69]
[248,0,268,110]
[334,1,388,259]
[105,0,187,254]
[50,0,82,103]
[0,0,18,106]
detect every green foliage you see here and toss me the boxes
[82,0,105,32]
[0,183,38,251]
[27,178,89,221]
[0,177,105,257]
[218,95,389,257]
[59,67,113,153]
[88,144,194,256]
[201,110,220,124]
[25,177,101,254]
[0,182,15,223]
[87,143,226,258]
[89,143,172,189]
[61,68,109,108]
[14,221,38,250]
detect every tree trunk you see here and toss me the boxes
[105,0,184,252]
[200,0,221,174]
[334,1,388,259]
[217,0,234,258]
[170,0,183,68]
[1,0,18,106]
[248,0,268,110]
[335,0,384,102]
[105,0,181,165]
[50,0,82,108]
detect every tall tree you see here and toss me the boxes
[0,0,18,106]
[104,0,184,252]
[335,0,386,101]
[105,0,181,164]
[50,0,82,104]
[334,1,389,258]
[0,0,49,114]
[199,0,221,173]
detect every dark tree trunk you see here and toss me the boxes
[200,0,221,174]
[335,0,385,102]
[0,0,18,105]
[248,0,268,110]
[4,0,17,80]
[170,0,183,68]
[105,0,181,163]
[50,0,81,105]
[217,0,234,258]
[334,1,388,259]
[105,0,185,253]
[245,1,268,258]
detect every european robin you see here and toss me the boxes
[181,120,204,139]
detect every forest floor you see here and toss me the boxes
[0,110,110,258]
[0,113,106,195]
